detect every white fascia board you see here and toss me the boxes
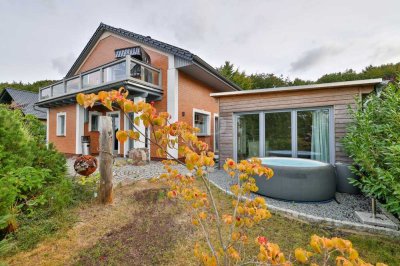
[210,78,383,97]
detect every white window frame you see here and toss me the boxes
[107,111,121,155]
[56,112,66,136]
[88,111,101,132]
[214,113,219,152]
[193,108,211,136]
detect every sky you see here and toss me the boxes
[1,0,400,83]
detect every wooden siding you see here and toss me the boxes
[217,85,374,165]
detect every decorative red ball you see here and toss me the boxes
[74,155,98,176]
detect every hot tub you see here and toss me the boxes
[255,157,336,202]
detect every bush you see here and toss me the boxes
[0,107,34,175]
[0,106,71,232]
[0,106,100,254]
[343,79,400,216]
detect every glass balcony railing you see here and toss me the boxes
[39,56,162,100]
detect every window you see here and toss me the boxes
[56,112,66,136]
[89,112,101,131]
[193,109,211,136]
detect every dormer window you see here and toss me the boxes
[115,46,151,64]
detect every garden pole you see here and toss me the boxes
[371,198,376,219]
[99,116,114,204]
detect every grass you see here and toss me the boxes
[1,209,78,254]
[209,184,400,264]
[2,179,399,266]
[0,179,97,259]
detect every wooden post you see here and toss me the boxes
[99,116,113,204]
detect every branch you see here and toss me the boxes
[200,172,226,253]
[122,110,185,167]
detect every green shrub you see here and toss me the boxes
[343,79,400,216]
[0,106,70,231]
[0,107,34,175]
[22,114,67,178]
[0,106,100,254]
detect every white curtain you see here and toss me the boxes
[311,110,330,162]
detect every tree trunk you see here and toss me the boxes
[99,116,113,204]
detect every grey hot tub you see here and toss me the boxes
[255,157,336,202]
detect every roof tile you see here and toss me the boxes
[1,88,46,119]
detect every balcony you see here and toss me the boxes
[38,56,162,104]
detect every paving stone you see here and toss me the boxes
[355,211,399,230]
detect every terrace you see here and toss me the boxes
[37,55,163,107]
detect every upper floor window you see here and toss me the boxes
[56,112,66,136]
[194,109,211,136]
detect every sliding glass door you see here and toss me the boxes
[235,107,333,163]
[265,112,292,157]
[236,114,259,161]
[297,109,330,162]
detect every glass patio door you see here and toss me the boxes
[297,109,330,162]
[265,112,292,157]
[236,114,259,161]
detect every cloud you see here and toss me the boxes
[290,46,342,72]
[51,53,76,76]
[368,44,400,65]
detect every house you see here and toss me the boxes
[36,23,240,158]
[0,88,47,121]
[210,78,383,166]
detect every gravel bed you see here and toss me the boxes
[208,169,377,224]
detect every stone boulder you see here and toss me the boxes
[128,148,150,165]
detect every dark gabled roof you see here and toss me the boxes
[66,23,241,91]
[0,88,47,119]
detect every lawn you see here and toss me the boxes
[2,179,399,266]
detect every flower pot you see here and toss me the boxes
[74,155,98,176]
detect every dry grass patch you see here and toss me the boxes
[75,185,194,266]
[4,181,167,266]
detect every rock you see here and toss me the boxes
[128,148,149,166]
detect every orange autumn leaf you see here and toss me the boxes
[76,93,85,105]
[116,130,128,143]
[127,130,140,140]
[98,91,108,101]
[295,248,311,264]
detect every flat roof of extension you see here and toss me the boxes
[210,78,383,97]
